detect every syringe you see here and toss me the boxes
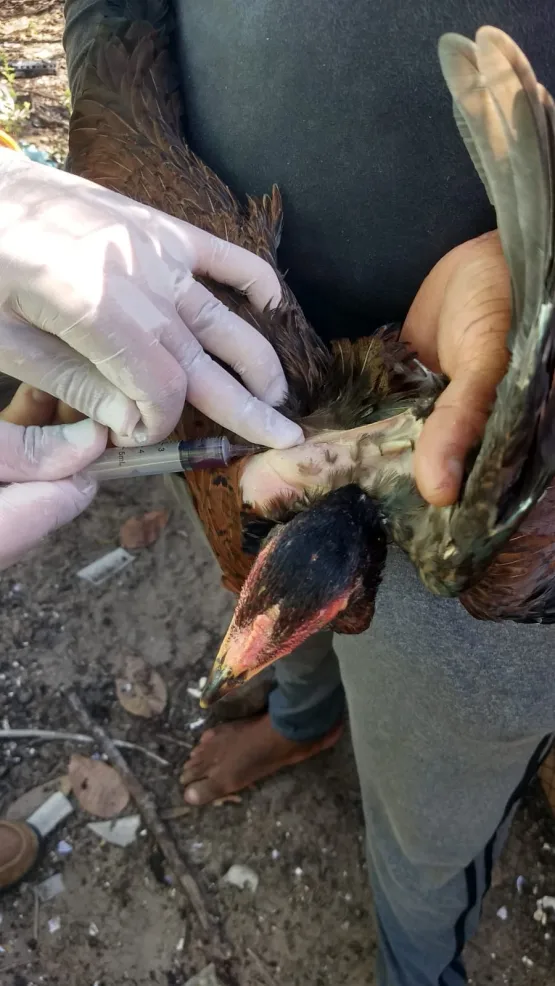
[86,437,264,481]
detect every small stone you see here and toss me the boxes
[222,864,259,892]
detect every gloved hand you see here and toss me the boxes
[0,385,107,570]
[0,149,303,449]
[402,230,510,506]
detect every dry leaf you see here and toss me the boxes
[116,655,168,719]
[68,754,129,818]
[160,806,192,821]
[119,510,169,550]
[6,776,71,821]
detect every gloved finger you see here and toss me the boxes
[0,384,57,426]
[179,222,282,311]
[0,475,97,571]
[173,275,289,406]
[0,314,141,436]
[0,417,107,483]
[414,372,495,505]
[185,351,304,448]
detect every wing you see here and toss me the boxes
[403,28,555,615]
[461,481,555,622]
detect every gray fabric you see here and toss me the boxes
[269,549,555,984]
[175,0,555,341]
[269,629,345,742]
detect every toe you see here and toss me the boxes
[184,777,224,806]
[197,727,216,746]
[180,758,207,787]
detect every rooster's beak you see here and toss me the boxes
[200,605,282,707]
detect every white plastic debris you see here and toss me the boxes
[56,840,72,856]
[27,793,73,838]
[77,548,135,585]
[189,717,206,731]
[198,676,207,690]
[271,849,280,860]
[185,964,222,986]
[222,864,259,893]
[0,945,5,954]
[294,867,303,877]
[538,895,555,911]
[48,916,61,934]
[89,923,99,937]
[176,937,185,952]
[87,815,141,848]
[516,875,526,894]
[522,956,534,968]
[187,686,203,699]
[496,906,508,921]
[36,873,65,903]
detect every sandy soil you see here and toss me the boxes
[1,5,555,985]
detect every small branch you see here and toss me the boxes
[247,949,279,986]
[0,729,169,767]
[66,691,209,931]
[33,890,40,943]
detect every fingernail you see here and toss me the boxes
[61,418,101,450]
[184,788,199,805]
[446,457,463,484]
[274,418,305,449]
[264,377,287,407]
[71,472,97,496]
[132,427,149,445]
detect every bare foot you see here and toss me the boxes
[180,713,343,806]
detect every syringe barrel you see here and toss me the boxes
[86,437,231,481]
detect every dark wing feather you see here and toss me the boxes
[461,482,555,622]
[403,28,555,610]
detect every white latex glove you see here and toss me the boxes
[0,414,107,570]
[0,149,303,448]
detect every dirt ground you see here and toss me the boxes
[2,4,555,985]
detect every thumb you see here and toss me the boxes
[0,475,98,571]
[414,371,495,506]
[0,416,107,483]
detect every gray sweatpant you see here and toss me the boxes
[270,547,555,986]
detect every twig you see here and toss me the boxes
[66,691,209,931]
[0,729,169,767]
[155,732,191,750]
[0,959,34,975]
[33,890,40,943]
[247,948,279,986]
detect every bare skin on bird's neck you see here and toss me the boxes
[241,412,422,512]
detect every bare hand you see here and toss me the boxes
[402,230,510,505]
